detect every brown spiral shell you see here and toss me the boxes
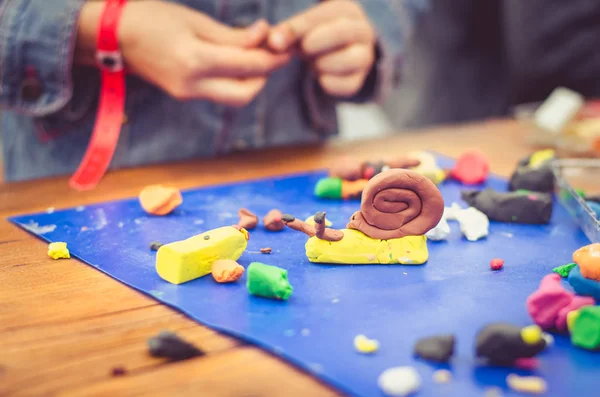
[346,169,445,240]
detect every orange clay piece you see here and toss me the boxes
[573,243,600,281]
[264,209,285,231]
[238,208,258,230]
[212,259,245,283]
[341,179,369,199]
[139,185,183,216]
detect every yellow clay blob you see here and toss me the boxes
[567,309,581,333]
[506,374,547,395]
[528,149,555,168]
[156,226,248,284]
[520,325,542,345]
[48,242,70,260]
[305,229,428,265]
[354,335,379,353]
[572,243,600,281]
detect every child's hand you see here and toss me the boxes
[267,0,376,98]
[112,1,290,106]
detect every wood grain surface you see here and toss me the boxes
[0,120,533,396]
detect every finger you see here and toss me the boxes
[314,44,374,76]
[319,72,366,98]
[193,15,269,48]
[243,19,271,48]
[302,18,374,57]
[268,1,362,52]
[193,77,267,107]
[201,44,292,77]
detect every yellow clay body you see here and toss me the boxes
[305,229,428,265]
[156,226,248,284]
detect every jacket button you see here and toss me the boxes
[21,76,42,101]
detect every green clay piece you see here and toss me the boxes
[247,262,293,300]
[571,306,600,350]
[553,263,577,278]
[576,189,586,198]
[515,189,532,195]
[314,177,342,199]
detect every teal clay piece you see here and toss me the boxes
[247,262,293,300]
[553,263,577,278]
[571,306,600,350]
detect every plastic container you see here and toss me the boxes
[552,159,600,243]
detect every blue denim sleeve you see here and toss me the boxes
[354,0,428,102]
[0,0,86,116]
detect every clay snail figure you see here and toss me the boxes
[284,169,445,265]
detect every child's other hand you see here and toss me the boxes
[116,1,290,106]
[267,0,376,98]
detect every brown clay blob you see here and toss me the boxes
[139,185,183,216]
[346,169,445,240]
[260,247,272,254]
[263,209,285,231]
[237,208,258,230]
[329,155,422,181]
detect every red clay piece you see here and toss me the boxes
[490,258,504,271]
[451,149,489,185]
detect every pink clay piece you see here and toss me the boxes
[555,295,596,332]
[526,274,574,330]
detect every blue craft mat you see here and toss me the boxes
[9,156,599,397]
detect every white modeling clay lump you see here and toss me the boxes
[426,217,450,241]
[378,366,422,397]
[455,206,489,242]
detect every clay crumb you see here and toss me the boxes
[111,366,127,377]
[432,369,452,384]
[150,241,163,251]
[490,258,504,271]
[147,331,204,361]
[260,247,272,254]
[506,374,547,394]
[483,386,504,397]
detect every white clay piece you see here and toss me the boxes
[378,366,422,397]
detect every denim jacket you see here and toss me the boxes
[0,0,426,182]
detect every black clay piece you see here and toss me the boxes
[475,323,546,365]
[282,214,296,222]
[509,163,555,193]
[150,241,163,251]
[414,334,456,363]
[461,188,552,224]
[314,212,326,224]
[147,331,204,361]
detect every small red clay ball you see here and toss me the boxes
[490,258,504,271]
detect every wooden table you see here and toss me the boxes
[0,120,533,396]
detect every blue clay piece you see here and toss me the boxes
[568,266,600,301]
[586,201,600,219]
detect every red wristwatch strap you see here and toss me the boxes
[69,0,127,190]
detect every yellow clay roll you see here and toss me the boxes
[156,226,248,284]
